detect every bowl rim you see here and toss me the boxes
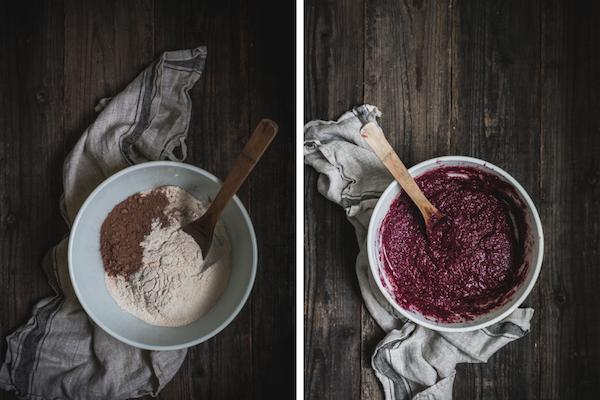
[68,160,258,350]
[367,155,544,332]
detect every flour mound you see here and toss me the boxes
[105,185,231,327]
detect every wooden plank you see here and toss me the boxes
[304,0,365,398]
[447,2,499,398]
[304,171,363,400]
[360,303,385,400]
[113,0,155,86]
[304,0,365,120]
[362,1,453,399]
[246,1,296,399]
[450,0,542,398]
[155,1,254,399]
[538,0,600,398]
[64,0,118,148]
[537,0,576,398]
[577,0,600,393]
[364,0,453,164]
[0,0,65,374]
[0,3,66,400]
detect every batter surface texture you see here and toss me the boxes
[379,165,529,323]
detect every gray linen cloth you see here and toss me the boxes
[0,46,208,400]
[304,104,534,400]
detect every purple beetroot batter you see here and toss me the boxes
[378,165,529,323]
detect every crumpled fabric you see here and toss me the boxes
[0,46,208,400]
[304,104,534,400]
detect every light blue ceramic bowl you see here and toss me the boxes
[68,161,257,350]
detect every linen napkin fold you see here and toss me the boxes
[0,46,208,400]
[304,104,534,400]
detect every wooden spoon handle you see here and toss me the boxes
[203,119,278,226]
[360,122,439,222]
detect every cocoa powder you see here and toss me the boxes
[100,187,172,277]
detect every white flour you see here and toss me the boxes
[105,185,231,327]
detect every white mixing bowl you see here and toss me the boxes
[367,156,543,332]
[68,161,257,350]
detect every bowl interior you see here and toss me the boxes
[68,161,257,350]
[367,156,543,332]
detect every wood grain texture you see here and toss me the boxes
[0,1,295,399]
[450,0,541,397]
[305,0,600,399]
[0,0,65,356]
[537,0,600,398]
[304,0,366,398]
[246,1,297,398]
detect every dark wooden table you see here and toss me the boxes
[305,0,599,399]
[0,1,295,399]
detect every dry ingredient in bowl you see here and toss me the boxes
[100,185,230,327]
[378,165,530,323]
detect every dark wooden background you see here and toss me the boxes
[0,1,295,399]
[305,0,599,399]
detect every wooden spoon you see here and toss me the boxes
[182,119,278,257]
[360,121,446,230]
